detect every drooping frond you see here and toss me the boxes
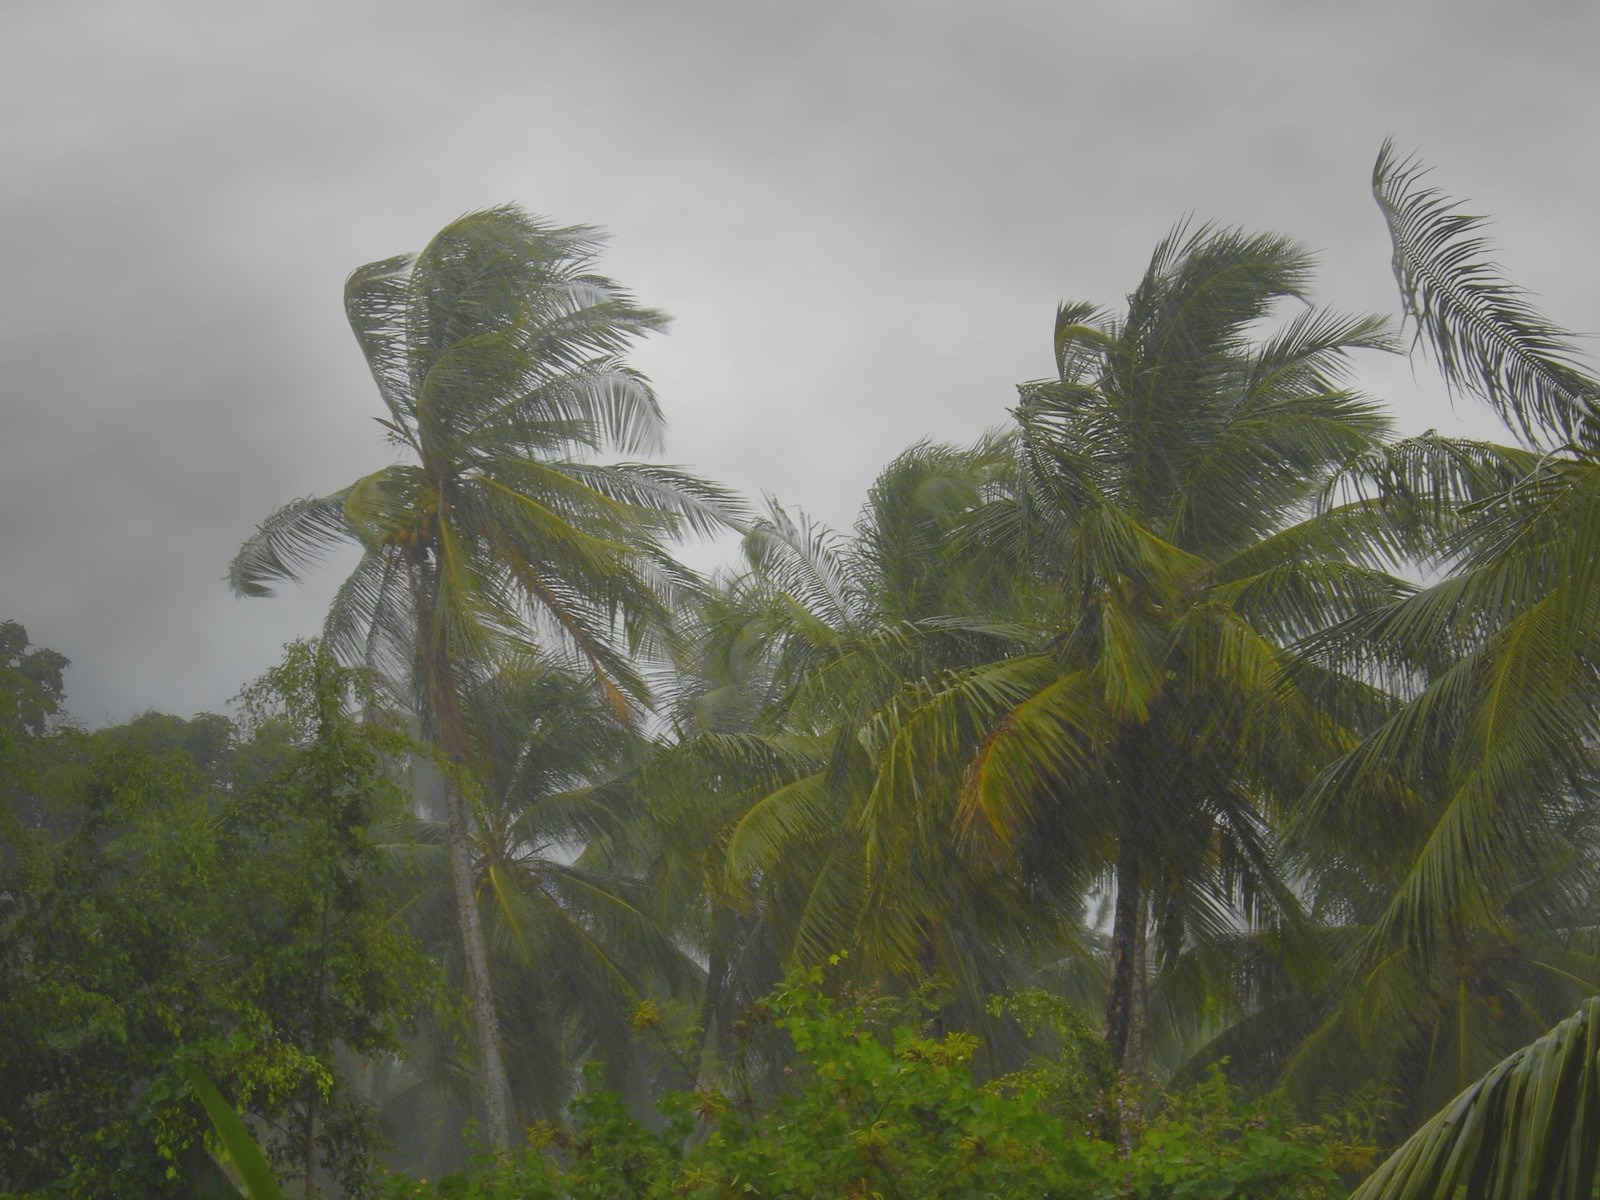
[1350,997,1600,1200]
[1051,300,1119,384]
[1124,223,1316,424]
[558,462,750,540]
[1373,141,1600,448]
[407,208,664,370]
[723,771,838,885]
[743,502,859,634]
[851,434,1017,622]
[463,361,669,459]
[228,491,354,597]
[323,546,415,689]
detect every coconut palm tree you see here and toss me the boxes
[631,439,1052,1088]
[386,661,699,1145]
[865,224,1412,1071]
[1314,148,1600,978]
[1235,146,1600,1143]
[229,206,738,1150]
[727,442,1052,978]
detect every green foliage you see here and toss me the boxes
[0,619,68,740]
[377,965,1351,1200]
[230,202,744,1153]
[846,224,1410,1080]
[387,659,699,1146]
[177,1064,288,1200]
[0,641,430,1196]
[1093,1066,1345,1200]
[13,156,1600,1199]
[1349,997,1600,1200]
[1262,147,1600,1129]
[1372,141,1599,450]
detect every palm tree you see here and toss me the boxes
[1316,147,1600,971]
[1243,146,1600,1141]
[735,450,1053,974]
[384,661,699,1154]
[229,207,737,1150]
[867,224,1411,1071]
[633,440,1049,1087]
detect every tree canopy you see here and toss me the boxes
[7,145,1600,1197]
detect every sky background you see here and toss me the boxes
[3,0,1597,725]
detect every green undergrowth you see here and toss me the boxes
[379,963,1363,1200]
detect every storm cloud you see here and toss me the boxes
[3,0,1596,723]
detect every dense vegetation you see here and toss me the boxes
[5,145,1599,1197]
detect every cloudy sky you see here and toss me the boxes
[3,0,1596,725]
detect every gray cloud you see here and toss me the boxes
[3,0,1596,723]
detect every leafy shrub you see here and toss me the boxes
[381,961,1352,1199]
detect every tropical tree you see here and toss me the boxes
[864,224,1413,1072]
[229,207,738,1150]
[0,619,68,741]
[724,439,1043,985]
[1247,145,1600,1137]
[386,660,699,1151]
[632,439,1049,1088]
[1320,146,1600,958]
[0,642,427,1196]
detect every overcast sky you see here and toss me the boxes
[3,0,1596,725]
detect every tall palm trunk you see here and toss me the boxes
[418,568,515,1153]
[442,771,514,1151]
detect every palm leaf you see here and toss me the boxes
[1350,997,1600,1200]
[1372,141,1600,448]
[344,252,419,437]
[227,491,354,597]
[175,1064,286,1200]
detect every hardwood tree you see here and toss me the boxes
[0,642,426,1196]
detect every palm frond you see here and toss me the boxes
[323,547,415,689]
[561,461,751,540]
[344,252,419,436]
[1350,997,1600,1200]
[723,771,837,884]
[227,491,354,597]
[1373,141,1600,448]
[743,501,859,632]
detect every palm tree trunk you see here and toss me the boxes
[443,771,515,1152]
[413,570,515,1154]
[303,894,331,1197]
[1127,899,1148,1079]
[695,919,727,1086]
[1104,835,1144,1072]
